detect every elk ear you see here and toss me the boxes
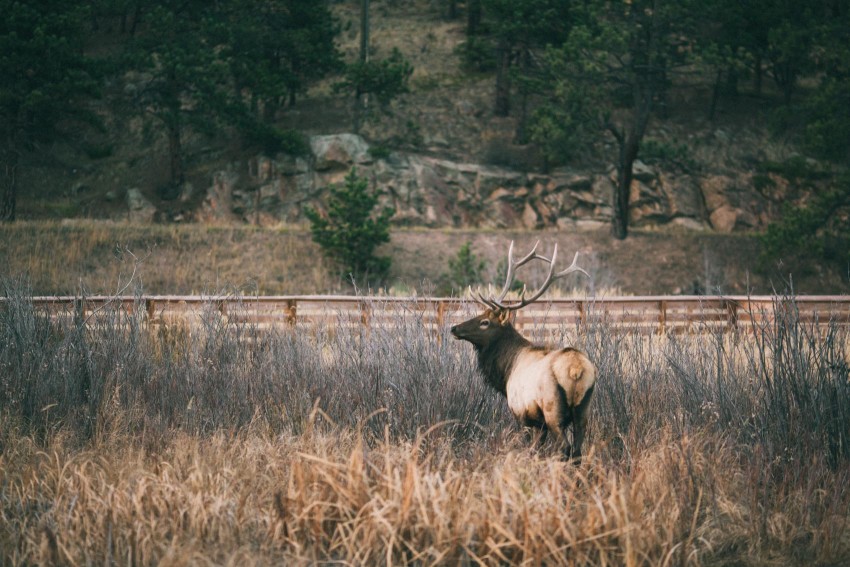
[497,310,515,326]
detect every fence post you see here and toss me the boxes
[285,299,297,326]
[74,296,85,326]
[725,300,738,332]
[658,300,667,334]
[360,300,371,330]
[436,300,447,328]
[145,298,156,323]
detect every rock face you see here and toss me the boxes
[126,188,157,223]
[189,133,774,232]
[310,134,372,171]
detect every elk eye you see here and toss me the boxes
[479,319,491,329]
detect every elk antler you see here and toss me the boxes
[473,241,589,311]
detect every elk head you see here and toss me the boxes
[450,240,589,346]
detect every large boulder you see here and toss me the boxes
[709,205,739,233]
[310,134,372,171]
[590,175,615,208]
[197,169,239,222]
[629,179,671,225]
[631,159,657,183]
[660,173,705,218]
[126,188,156,223]
[700,174,735,212]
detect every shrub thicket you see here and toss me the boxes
[3,279,849,463]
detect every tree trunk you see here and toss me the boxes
[708,68,722,121]
[0,133,19,222]
[754,53,763,96]
[612,133,639,240]
[657,56,669,119]
[725,65,739,96]
[494,38,511,117]
[0,146,17,222]
[772,62,795,104]
[129,3,142,36]
[360,0,370,64]
[446,0,457,19]
[161,70,184,194]
[514,48,530,143]
[354,0,370,133]
[609,88,650,240]
[167,121,184,188]
[467,0,481,36]
[781,75,794,104]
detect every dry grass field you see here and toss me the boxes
[5,219,848,297]
[0,221,333,296]
[2,283,850,565]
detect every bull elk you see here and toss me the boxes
[450,241,596,460]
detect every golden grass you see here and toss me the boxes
[2,219,797,297]
[0,220,622,297]
[2,416,848,566]
[0,220,332,295]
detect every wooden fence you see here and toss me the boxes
[5,295,850,335]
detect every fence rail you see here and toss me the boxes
[4,295,850,335]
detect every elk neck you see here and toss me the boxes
[474,325,531,396]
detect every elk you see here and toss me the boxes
[450,241,596,460]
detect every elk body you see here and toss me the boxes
[450,242,596,460]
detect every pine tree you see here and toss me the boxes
[121,2,234,196]
[0,1,97,221]
[305,168,395,285]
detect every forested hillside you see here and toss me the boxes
[1,0,848,285]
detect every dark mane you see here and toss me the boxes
[474,325,530,395]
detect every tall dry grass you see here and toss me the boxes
[1,281,850,565]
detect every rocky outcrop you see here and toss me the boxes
[310,133,372,171]
[126,188,156,223]
[185,133,775,232]
[699,174,769,232]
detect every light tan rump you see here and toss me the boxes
[552,349,596,407]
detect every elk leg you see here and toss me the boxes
[532,425,548,449]
[556,423,573,461]
[550,386,575,460]
[519,414,548,449]
[543,405,573,459]
[570,384,595,461]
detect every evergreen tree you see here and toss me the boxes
[336,48,414,134]
[121,1,236,196]
[117,1,344,195]
[440,242,487,296]
[800,2,850,162]
[481,0,571,121]
[221,0,342,119]
[305,168,395,285]
[0,1,97,221]
[759,173,850,275]
[537,0,698,239]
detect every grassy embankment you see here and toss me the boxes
[1,281,849,565]
[3,219,810,297]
